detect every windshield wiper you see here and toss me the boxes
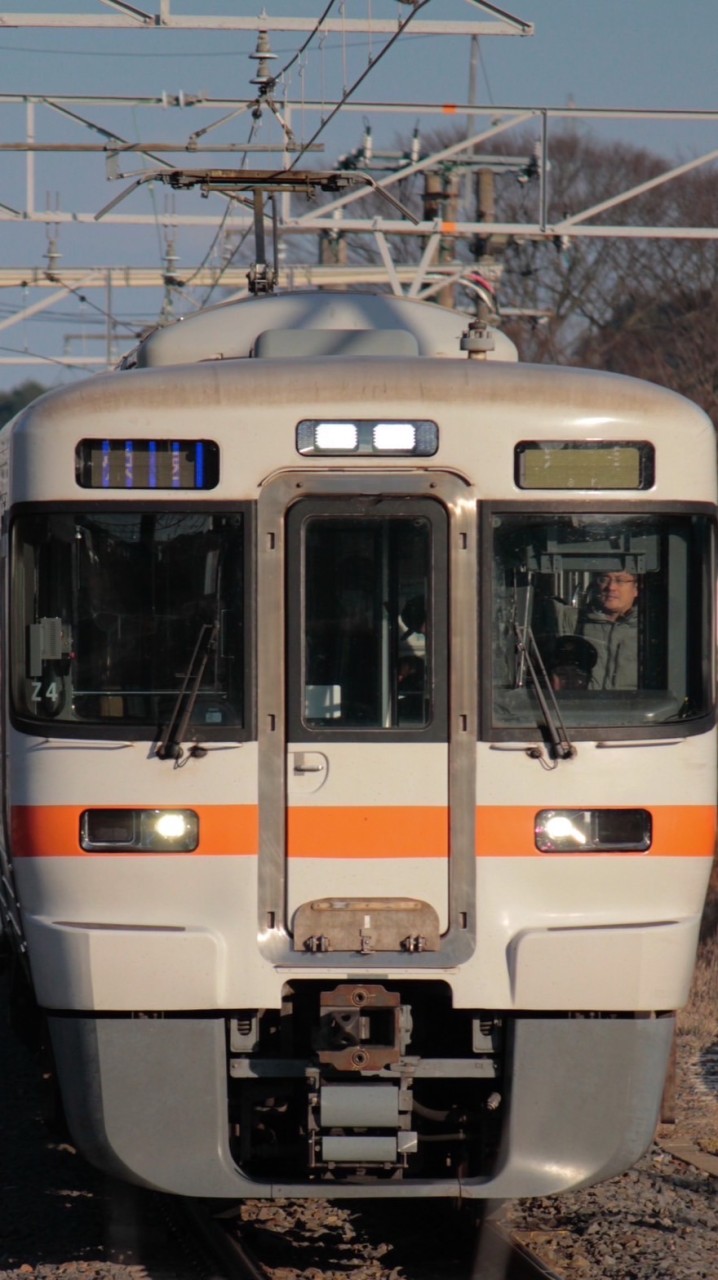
[513,621,574,761]
[156,621,219,761]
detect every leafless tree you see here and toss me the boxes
[332,124,718,416]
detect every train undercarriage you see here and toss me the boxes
[227,981,504,1183]
[45,989,675,1198]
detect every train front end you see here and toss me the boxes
[1,295,715,1199]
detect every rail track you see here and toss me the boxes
[2,971,714,1280]
[173,1195,569,1280]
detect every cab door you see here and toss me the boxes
[257,471,476,968]
[285,492,448,952]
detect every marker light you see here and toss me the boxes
[297,419,438,457]
[80,808,199,853]
[535,809,651,854]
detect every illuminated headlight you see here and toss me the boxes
[315,421,358,451]
[80,809,199,853]
[373,421,417,451]
[535,809,651,853]
[297,419,438,457]
[153,812,192,841]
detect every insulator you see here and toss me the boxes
[249,28,277,89]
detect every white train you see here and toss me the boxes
[0,290,715,1199]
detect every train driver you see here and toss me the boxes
[554,570,639,691]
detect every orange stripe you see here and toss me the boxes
[475,805,717,857]
[11,803,714,860]
[442,104,457,114]
[10,804,258,857]
[287,806,449,859]
[441,220,458,234]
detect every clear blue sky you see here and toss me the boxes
[1,0,716,389]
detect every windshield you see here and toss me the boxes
[286,498,447,737]
[302,514,434,730]
[11,510,245,732]
[490,511,713,732]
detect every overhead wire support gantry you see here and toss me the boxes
[2,5,717,375]
[0,2,533,37]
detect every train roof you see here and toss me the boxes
[4,291,713,450]
[14,345,713,435]
[125,290,519,368]
[6,344,715,505]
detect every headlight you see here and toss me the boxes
[535,809,651,853]
[297,419,438,456]
[80,809,199,852]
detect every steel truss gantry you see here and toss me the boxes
[3,96,718,235]
[3,98,718,371]
[1,5,717,375]
[0,2,533,36]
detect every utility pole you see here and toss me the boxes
[319,215,348,273]
[423,170,462,308]
[471,165,508,307]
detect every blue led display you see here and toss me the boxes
[76,439,219,490]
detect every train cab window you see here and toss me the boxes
[11,510,247,734]
[488,511,714,735]
[288,500,447,736]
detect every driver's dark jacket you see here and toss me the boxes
[555,602,638,691]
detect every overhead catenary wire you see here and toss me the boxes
[288,0,432,172]
[0,35,427,61]
[179,112,265,302]
[0,341,92,374]
[173,10,340,304]
[2,1,455,369]
[193,2,431,305]
[197,222,254,308]
[59,283,144,336]
[268,0,338,90]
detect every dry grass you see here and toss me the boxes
[699,854,718,944]
[672,856,718,1151]
[681,855,718,1044]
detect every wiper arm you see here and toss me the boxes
[156,621,219,761]
[513,621,574,761]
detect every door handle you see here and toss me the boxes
[290,752,329,790]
